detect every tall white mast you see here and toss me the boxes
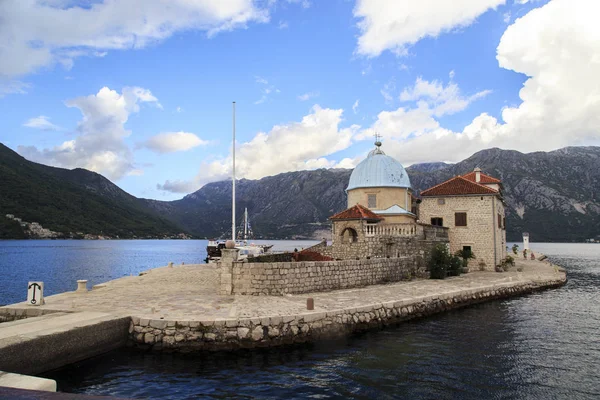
[244,208,248,241]
[232,101,236,243]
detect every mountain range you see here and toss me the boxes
[1,143,598,242]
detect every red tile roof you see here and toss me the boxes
[421,176,499,197]
[330,204,383,221]
[462,171,501,184]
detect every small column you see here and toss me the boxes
[76,280,88,293]
[219,244,239,295]
[27,281,44,306]
[523,232,530,251]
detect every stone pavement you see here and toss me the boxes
[2,257,565,322]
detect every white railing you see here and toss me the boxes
[365,223,420,237]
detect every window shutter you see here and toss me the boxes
[455,212,467,227]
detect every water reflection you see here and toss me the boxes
[17,243,600,399]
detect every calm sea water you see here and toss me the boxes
[0,239,319,305]
[2,241,599,399]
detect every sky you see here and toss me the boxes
[1,0,599,201]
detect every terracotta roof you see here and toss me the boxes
[462,171,501,184]
[421,176,499,197]
[329,204,383,221]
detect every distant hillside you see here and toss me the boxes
[154,147,600,242]
[0,144,188,239]
[2,142,599,242]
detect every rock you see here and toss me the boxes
[163,336,175,345]
[237,327,250,339]
[252,326,264,341]
[144,333,155,344]
[204,333,217,341]
[268,326,280,338]
[149,320,167,329]
[174,333,185,342]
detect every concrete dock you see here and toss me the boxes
[0,256,566,374]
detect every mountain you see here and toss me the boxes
[154,147,600,242]
[0,144,188,239]
[2,142,599,242]
[407,147,600,242]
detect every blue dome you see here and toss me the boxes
[346,150,411,191]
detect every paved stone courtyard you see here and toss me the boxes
[4,257,565,321]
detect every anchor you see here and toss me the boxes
[28,282,41,305]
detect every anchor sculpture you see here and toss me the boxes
[27,281,44,306]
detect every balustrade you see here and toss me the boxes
[364,223,421,237]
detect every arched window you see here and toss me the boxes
[340,227,358,244]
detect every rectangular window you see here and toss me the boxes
[455,212,467,227]
[462,246,472,258]
[498,214,502,229]
[431,217,443,227]
[368,194,377,208]
[503,217,506,230]
[437,198,445,205]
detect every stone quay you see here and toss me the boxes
[0,255,566,375]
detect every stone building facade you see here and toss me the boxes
[419,168,507,270]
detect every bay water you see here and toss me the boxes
[1,241,599,399]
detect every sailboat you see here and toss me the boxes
[205,102,273,262]
[236,207,274,252]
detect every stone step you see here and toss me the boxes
[0,311,130,375]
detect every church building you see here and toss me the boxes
[309,140,506,273]
[319,140,447,260]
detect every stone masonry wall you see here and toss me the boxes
[420,195,505,271]
[228,257,422,296]
[130,275,566,352]
[329,222,448,261]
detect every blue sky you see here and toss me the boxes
[1,0,598,200]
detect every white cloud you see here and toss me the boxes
[278,20,289,29]
[286,0,311,8]
[254,75,280,104]
[361,76,490,142]
[0,80,31,97]
[23,115,60,131]
[373,0,600,164]
[141,132,208,154]
[352,99,360,114]
[128,169,144,177]
[18,86,160,180]
[158,105,359,193]
[380,78,396,104]
[0,1,269,79]
[399,76,491,117]
[298,91,319,101]
[354,0,506,57]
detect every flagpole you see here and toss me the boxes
[232,101,236,243]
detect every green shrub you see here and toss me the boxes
[455,248,476,271]
[429,244,450,279]
[512,244,519,255]
[448,255,463,277]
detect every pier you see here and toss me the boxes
[0,257,566,375]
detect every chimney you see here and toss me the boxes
[474,167,481,183]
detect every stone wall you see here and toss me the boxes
[329,221,448,260]
[226,256,422,296]
[130,275,566,352]
[347,187,411,211]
